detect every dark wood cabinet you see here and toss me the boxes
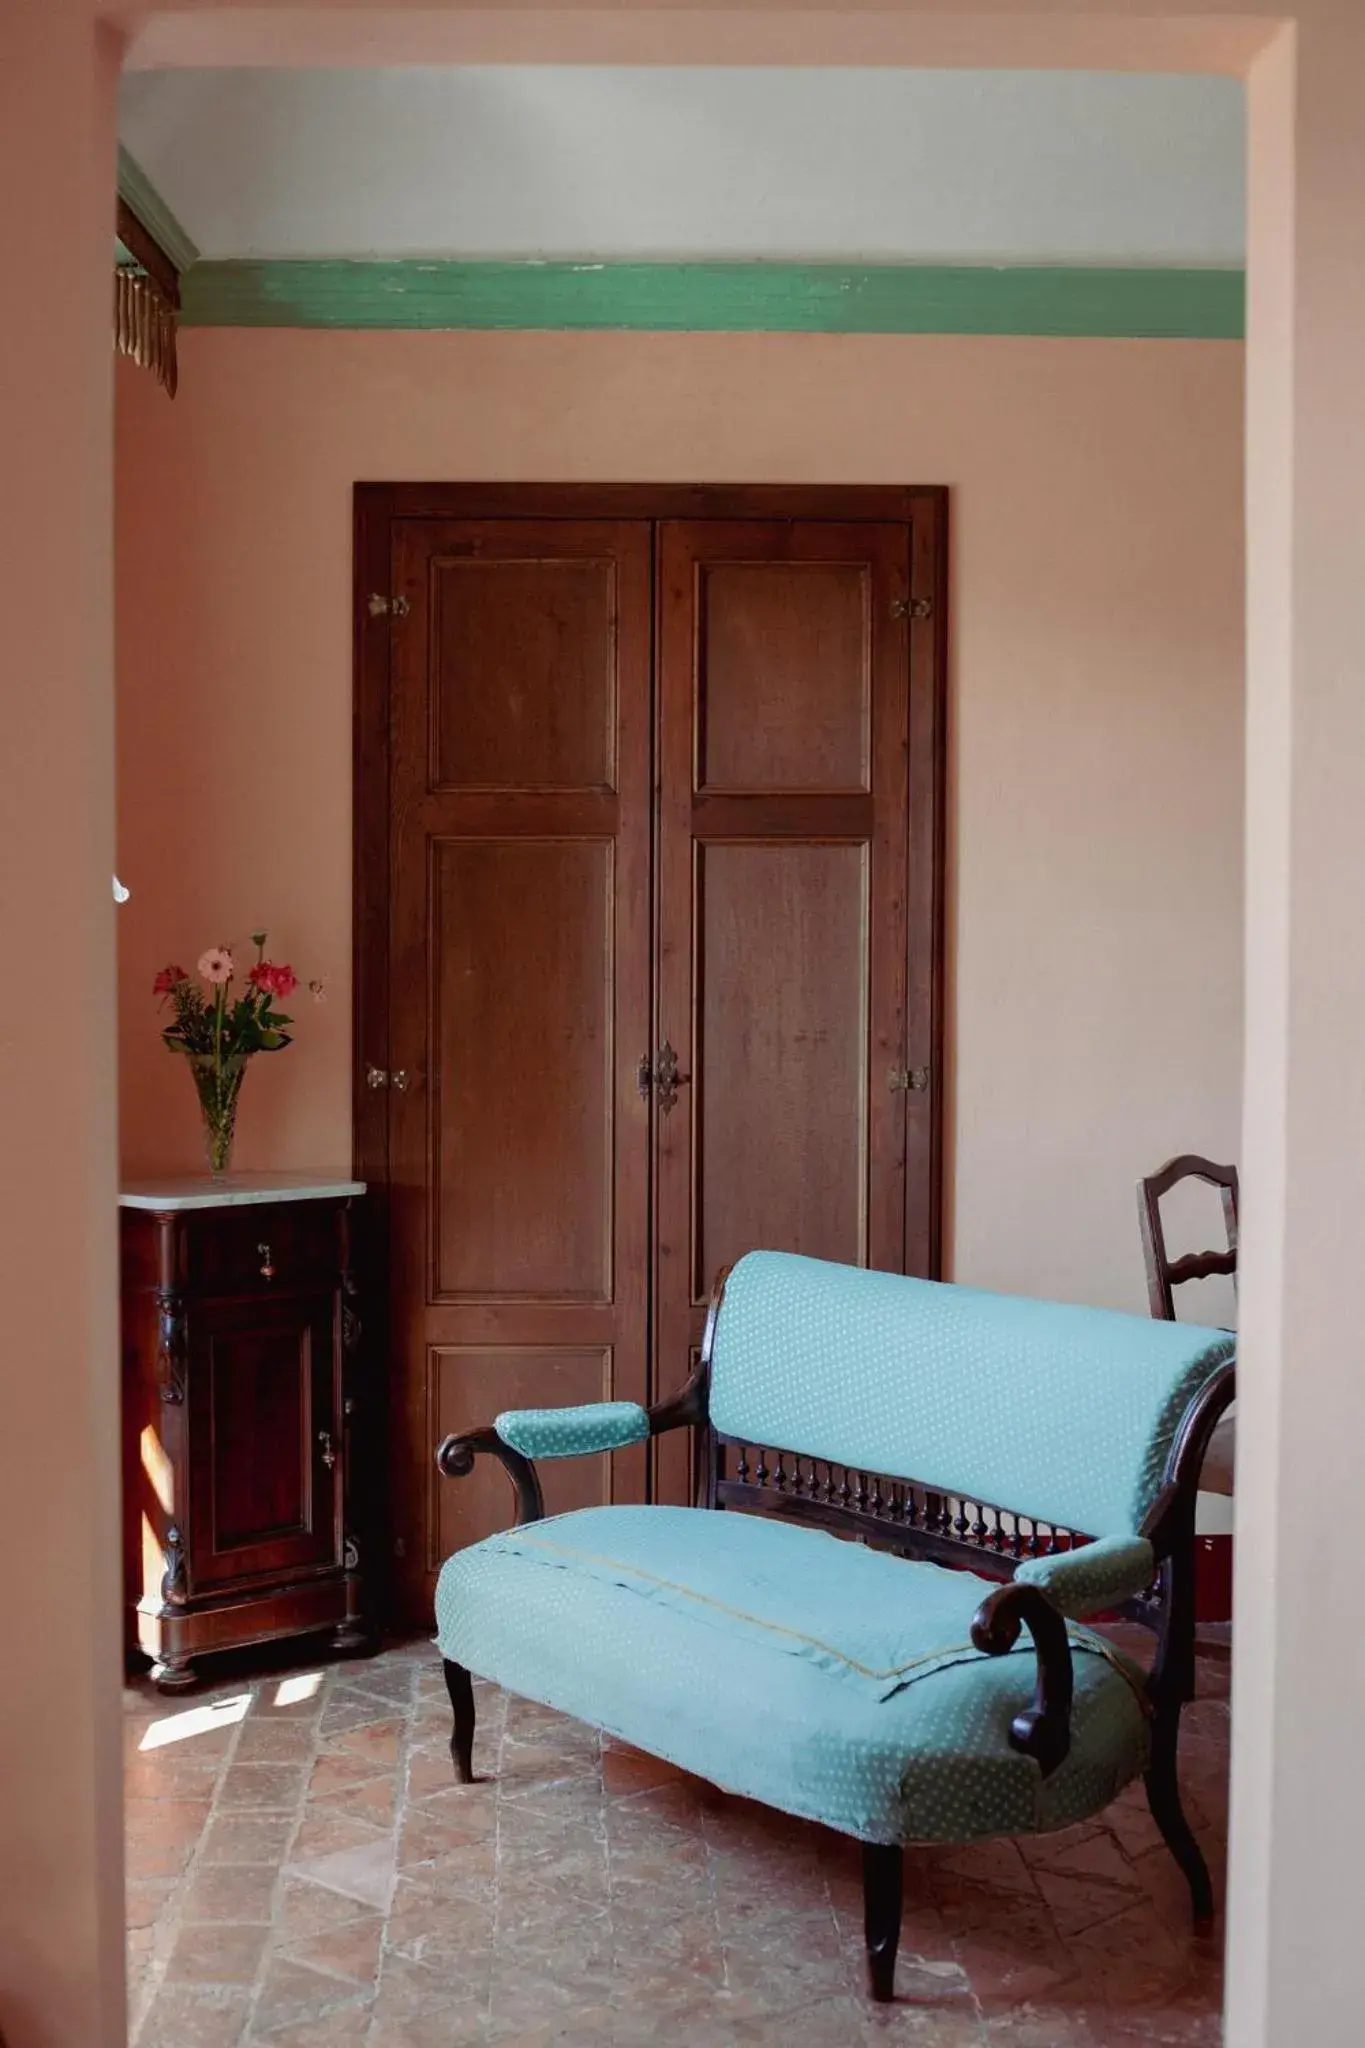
[120,1179,369,1690]
[355,485,946,1621]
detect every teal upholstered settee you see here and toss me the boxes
[434,1251,1234,2002]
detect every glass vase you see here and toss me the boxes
[187,1052,249,1175]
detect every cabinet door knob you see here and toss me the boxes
[318,1430,337,1472]
[257,1242,275,1280]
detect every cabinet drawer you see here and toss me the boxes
[183,1201,343,1296]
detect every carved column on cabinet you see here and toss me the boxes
[150,1524,195,1692]
[147,1213,195,1688]
[333,1216,370,1654]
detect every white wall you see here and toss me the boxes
[118,66,1245,264]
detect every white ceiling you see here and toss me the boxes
[119,67,1245,267]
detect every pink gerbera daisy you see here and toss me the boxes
[198,946,234,985]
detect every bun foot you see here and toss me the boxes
[149,1655,196,1693]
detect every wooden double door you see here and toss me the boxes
[355,486,945,1619]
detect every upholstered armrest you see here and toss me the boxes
[970,1582,1075,1777]
[1013,1534,1156,1619]
[494,1401,650,1461]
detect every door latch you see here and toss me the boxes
[637,1044,690,1114]
[654,1041,689,1116]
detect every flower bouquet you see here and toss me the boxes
[154,932,324,1173]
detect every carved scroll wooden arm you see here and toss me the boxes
[970,1581,1075,1778]
[646,1364,710,1438]
[434,1368,710,1534]
[435,1428,545,1526]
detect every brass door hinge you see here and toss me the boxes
[890,597,933,621]
[368,593,410,619]
[887,1064,931,1094]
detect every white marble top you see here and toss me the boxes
[119,1172,366,1212]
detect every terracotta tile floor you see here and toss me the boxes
[125,1633,1229,2046]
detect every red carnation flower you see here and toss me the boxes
[249,961,298,1000]
[153,965,188,996]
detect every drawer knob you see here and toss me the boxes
[257,1242,276,1281]
[318,1430,337,1472]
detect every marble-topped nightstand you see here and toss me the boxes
[119,1176,370,1689]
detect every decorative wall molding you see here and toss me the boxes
[180,259,1244,339]
[118,145,201,275]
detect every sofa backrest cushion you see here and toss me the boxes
[707,1252,1233,1538]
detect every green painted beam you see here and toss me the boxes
[117,146,200,274]
[181,259,1244,340]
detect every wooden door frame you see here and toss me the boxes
[352,479,948,1357]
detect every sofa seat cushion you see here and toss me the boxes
[435,1506,1150,1846]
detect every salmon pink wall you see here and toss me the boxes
[2,12,126,2045]
[115,328,1243,1315]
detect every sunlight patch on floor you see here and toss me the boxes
[272,1671,323,1706]
[137,1692,251,1751]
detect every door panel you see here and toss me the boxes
[694,840,870,1290]
[654,519,913,1502]
[187,1291,340,1592]
[430,837,614,1303]
[387,518,651,1610]
[430,555,617,792]
[696,560,872,793]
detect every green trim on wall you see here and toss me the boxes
[117,147,200,274]
[181,259,1244,339]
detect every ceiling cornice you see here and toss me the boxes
[117,146,201,275]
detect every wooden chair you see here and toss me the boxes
[1138,1157,1238,1620]
[1138,1154,1239,1324]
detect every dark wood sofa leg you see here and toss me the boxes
[862,1842,903,2002]
[1145,1708,1214,1931]
[444,1658,476,1784]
